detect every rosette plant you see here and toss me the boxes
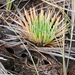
[11,7,67,47]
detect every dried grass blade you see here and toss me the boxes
[44,38,53,46]
[39,8,44,19]
[17,8,26,23]
[33,7,37,19]
[30,8,34,21]
[56,29,66,37]
[55,15,61,24]
[18,18,26,30]
[47,10,52,20]
[17,8,29,29]
[24,9,31,25]
[51,13,57,25]
[56,25,66,34]
[10,17,22,26]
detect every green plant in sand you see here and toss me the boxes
[10,7,68,47]
[17,8,67,47]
